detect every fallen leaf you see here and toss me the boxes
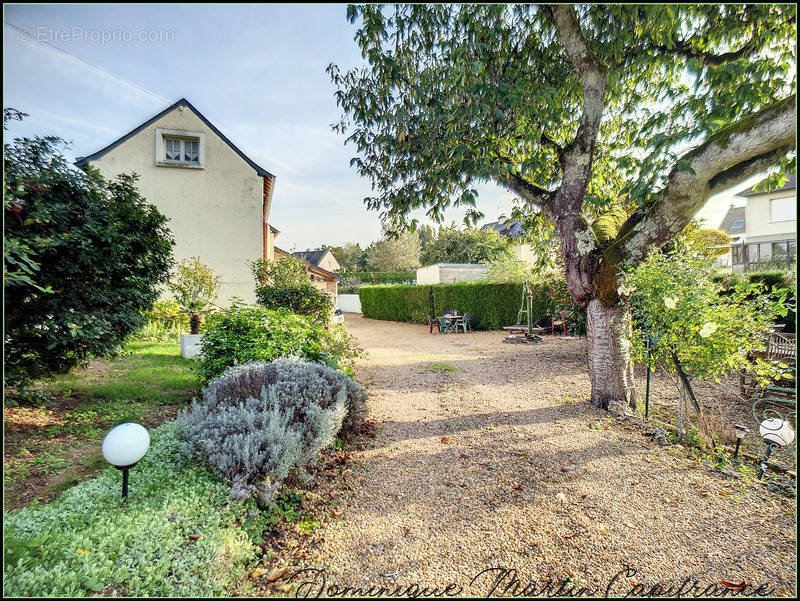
[188,534,201,541]
[266,567,288,582]
[441,436,452,444]
[596,523,609,535]
[720,580,747,592]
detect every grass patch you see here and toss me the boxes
[4,341,198,509]
[43,341,198,405]
[424,362,460,373]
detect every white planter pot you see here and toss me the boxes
[180,333,204,359]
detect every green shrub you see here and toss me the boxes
[168,258,220,334]
[2,423,256,597]
[338,272,416,295]
[712,270,795,333]
[134,300,190,342]
[359,284,433,324]
[177,359,367,498]
[195,301,359,382]
[3,136,174,386]
[255,285,332,322]
[252,257,333,322]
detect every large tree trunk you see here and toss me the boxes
[585,299,636,413]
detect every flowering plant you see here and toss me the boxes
[621,250,788,383]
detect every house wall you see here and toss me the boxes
[309,273,337,302]
[512,244,537,264]
[316,252,341,273]
[337,293,362,313]
[416,263,488,284]
[416,264,440,284]
[743,192,796,244]
[87,106,264,304]
[723,191,796,272]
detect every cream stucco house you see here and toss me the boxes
[76,98,277,303]
[714,174,796,272]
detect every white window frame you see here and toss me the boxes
[769,195,796,223]
[155,128,206,169]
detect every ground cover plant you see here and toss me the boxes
[3,423,255,597]
[4,341,197,509]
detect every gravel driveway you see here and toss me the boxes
[302,314,795,597]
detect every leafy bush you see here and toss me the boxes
[177,360,367,498]
[255,285,333,322]
[252,256,333,322]
[711,270,795,332]
[338,271,415,294]
[195,301,360,382]
[168,258,220,334]
[624,250,787,381]
[133,300,190,342]
[3,136,174,386]
[359,284,435,324]
[3,423,256,597]
[420,225,514,265]
[358,280,564,330]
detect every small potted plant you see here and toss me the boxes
[168,257,220,358]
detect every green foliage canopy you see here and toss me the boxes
[420,226,514,266]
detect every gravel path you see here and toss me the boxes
[303,315,796,597]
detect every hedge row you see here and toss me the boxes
[358,281,561,330]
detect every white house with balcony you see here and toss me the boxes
[714,174,796,272]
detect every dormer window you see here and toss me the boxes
[156,128,205,168]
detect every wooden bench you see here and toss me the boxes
[503,325,547,334]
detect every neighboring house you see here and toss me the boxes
[292,249,341,273]
[76,98,278,304]
[416,263,488,284]
[714,174,796,272]
[480,220,538,264]
[275,247,339,302]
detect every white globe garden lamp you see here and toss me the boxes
[102,423,150,499]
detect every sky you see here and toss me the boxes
[3,5,760,251]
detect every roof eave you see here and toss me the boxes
[74,98,275,178]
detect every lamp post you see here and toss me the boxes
[102,423,150,499]
[757,418,794,480]
[733,424,749,458]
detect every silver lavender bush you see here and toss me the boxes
[177,359,367,502]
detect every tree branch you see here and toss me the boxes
[540,4,609,306]
[498,168,556,211]
[617,95,796,265]
[540,131,564,158]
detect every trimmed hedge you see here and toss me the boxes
[358,281,560,330]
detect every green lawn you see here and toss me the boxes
[45,341,198,405]
[4,341,199,508]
